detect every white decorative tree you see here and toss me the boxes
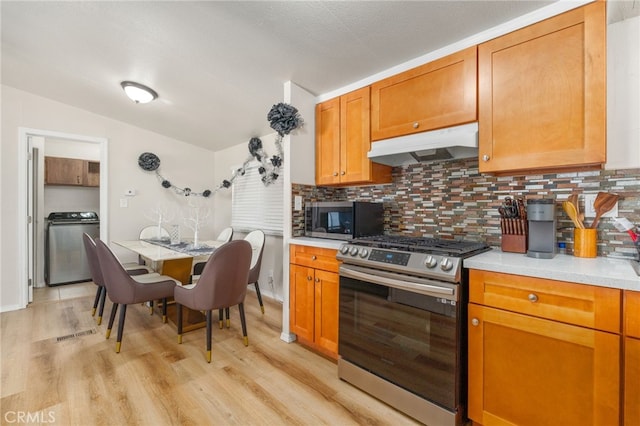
[145,203,176,240]
[182,198,212,248]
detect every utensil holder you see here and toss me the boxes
[501,218,528,253]
[573,228,597,258]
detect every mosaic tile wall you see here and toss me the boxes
[292,158,640,259]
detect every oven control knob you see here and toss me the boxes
[349,247,359,256]
[440,258,453,271]
[339,245,350,255]
[424,256,437,268]
[358,248,369,258]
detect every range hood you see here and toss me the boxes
[367,122,478,167]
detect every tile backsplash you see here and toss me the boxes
[292,158,640,259]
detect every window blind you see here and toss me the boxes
[231,161,283,235]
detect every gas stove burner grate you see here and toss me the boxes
[352,235,490,257]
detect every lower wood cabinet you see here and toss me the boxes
[289,244,340,359]
[468,270,621,425]
[625,337,640,426]
[624,291,640,425]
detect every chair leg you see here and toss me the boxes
[92,286,102,316]
[225,307,230,328]
[115,304,127,353]
[161,298,168,324]
[218,309,224,329]
[106,303,118,339]
[206,310,212,363]
[238,303,248,346]
[149,300,154,315]
[176,303,183,344]
[254,282,265,314]
[97,288,107,326]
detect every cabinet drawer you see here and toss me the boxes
[625,290,640,338]
[469,270,620,333]
[290,245,339,273]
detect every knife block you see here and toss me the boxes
[501,218,528,253]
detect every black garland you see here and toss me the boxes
[138,102,303,196]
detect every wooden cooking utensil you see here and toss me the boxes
[563,201,584,229]
[590,192,619,229]
[568,193,582,228]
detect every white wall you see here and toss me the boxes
[606,15,640,170]
[1,85,217,311]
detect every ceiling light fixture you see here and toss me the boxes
[120,81,158,104]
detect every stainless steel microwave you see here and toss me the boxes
[304,201,384,240]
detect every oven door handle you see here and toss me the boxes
[339,265,456,299]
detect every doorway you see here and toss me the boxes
[18,128,108,307]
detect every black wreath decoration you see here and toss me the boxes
[138,102,303,196]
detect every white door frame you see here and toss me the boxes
[18,127,108,307]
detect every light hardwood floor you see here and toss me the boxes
[1,283,420,425]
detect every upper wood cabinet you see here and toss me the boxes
[315,87,391,186]
[84,161,100,187]
[478,1,606,174]
[370,46,477,141]
[45,156,85,186]
[45,156,100,187]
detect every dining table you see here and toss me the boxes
[112,238,226,331]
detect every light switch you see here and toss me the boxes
[294,196,302,211]
[120,198,128,208]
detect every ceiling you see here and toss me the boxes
[2,1,636,153]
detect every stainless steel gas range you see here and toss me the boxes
[336,236,490,426]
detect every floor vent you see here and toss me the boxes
[56,328,97,342]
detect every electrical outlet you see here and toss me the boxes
[294,196,302,211]
[268,270,274,289]
[583,193,618,218]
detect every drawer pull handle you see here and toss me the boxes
[413,122,419,129]
[528,293,539,303]
[311,255,317,261]
[315,277,320,283]
[471,318,479,326]
[307,276,313,281]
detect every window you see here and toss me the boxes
[231,161,283,235]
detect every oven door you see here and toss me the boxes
[339,264,464,412]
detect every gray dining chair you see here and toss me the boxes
[82,233,154,325]
[191,227,233,283]
[219,229,266,328]
[174,239,252,363]
[95,239,179,353]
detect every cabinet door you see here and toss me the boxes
[314,269,339,356]
[315,97,341,185]
[625,290,640,338]
[340,87,372,183]
[289,264,315,342]
[45,157,84,185]
[371,46,477,140]
[478,1,605,174]
[625,337,640,426]
[468,304,620,425]
[85,161,100,187]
